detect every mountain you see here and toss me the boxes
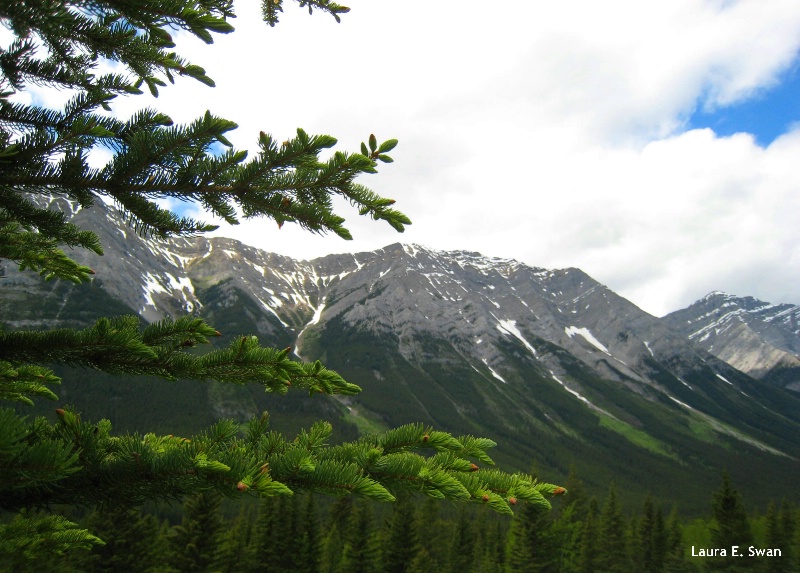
[663,291,800,392]
[3,196,800,510]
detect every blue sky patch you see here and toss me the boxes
[688,65,800,147]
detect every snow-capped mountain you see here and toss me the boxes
[2,200,744,398]
[3,197,800,506]
[664,291,800,391]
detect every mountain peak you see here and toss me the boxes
[665,293,800,390]
[702,290,733,300]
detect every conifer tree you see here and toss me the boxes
[279,494,306,572]
[79,506,169,573]
[504,498,558,573]
[212,506,256,573]
[449,507,477,573]
[475,519,507,573]
[407,547,438,573]
[320,497,353,573]
[169,492,224,573]
[776,500,796,573]
[551,467,587,573]
[340,500,381,573]
[762,500,794,573]
[253,496,281,572]
[576,498,600,573]
[706,472,753,573]
[637,496,656,572]
[297,493,322,573]
[414,497,449,571]
[0,0,564,561]
[253,495,300,572]
[596,486,628,573]
[633,496,668,573]
[252,490,321,572]
[320,520,345,573]
[792,508,800,573]
[383,494,419,573]
[560,466,589,523]
[652,505,668,571]
[762,502,780,573]
[661,507,695,573]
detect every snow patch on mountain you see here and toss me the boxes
[565,326,611,355]
[551,371,613,416]
[482,359,506,383]
[257,298,289,328]
[496,319,537,357]
[716,373,733,386]
[141,272,168,312]
[295,298,326,360]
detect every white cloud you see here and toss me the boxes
[13,0,800,315]
[190,1,800,315]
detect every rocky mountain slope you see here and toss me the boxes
[3,197,800,508]
[664,292,800,391]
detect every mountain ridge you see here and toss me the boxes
[3,197,800,509]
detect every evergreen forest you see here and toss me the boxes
[4,471,800,573]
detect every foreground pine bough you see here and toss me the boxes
[2,400,565,511]
[1,314,564,512]
[0,0,564,558]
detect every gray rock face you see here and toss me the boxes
[291,243,716,392]
[664,292,800,391]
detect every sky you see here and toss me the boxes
[11,0,800,317]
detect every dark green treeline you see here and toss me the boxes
[7,472,800,573]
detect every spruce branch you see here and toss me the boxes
[1,407,559,516]
[0,360,60,405]
[0,316,361,395]
[1,0,232,94]
[0,513,104,562]
[262,0,351,27]
[2,116,407,243]
[0,408,82,496]
[0,221,97,283]
[2,0,408,267]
